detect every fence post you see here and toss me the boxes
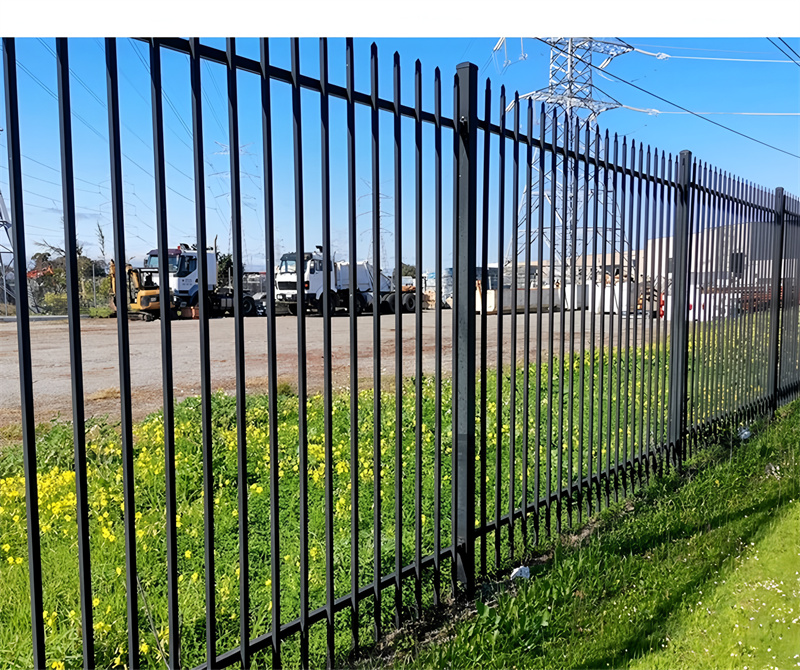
[667,150,693,469]
[453,61,478,595]
[768,187,786,415]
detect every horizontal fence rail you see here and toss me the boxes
[1,36,798,670]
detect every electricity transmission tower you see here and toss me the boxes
[0,186,14,315]
[493,38,631,285]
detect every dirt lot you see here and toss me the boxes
[0,310,638,428]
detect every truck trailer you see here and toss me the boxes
[274,247,416,315]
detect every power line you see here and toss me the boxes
[621,107,800,116]
[14,58,107,142]
[4,39,257,249]
[129,39,194,140]
[0,163,103,193]
[619,37,799,64]
[625,42,774,55]
[5,40,197,201]
[97,37,194,153]
[537,37,800,161]
[629,49,799,64]
[778,38,800,62]
[201,60,228,136]
[37,38,107,110]
[766,38,800,69]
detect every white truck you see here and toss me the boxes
[275,247,413,315]
[139,244,259,317]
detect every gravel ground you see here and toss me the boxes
[0,310,647,428]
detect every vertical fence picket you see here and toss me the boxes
[433,65,443,608]
[546,109,556,534]
[392,51,404,628]
[148,40,181,668]
[494,86,506,560]
[667,150,693,470]
[344,35,360,652]
[319,37,336,669]
[479,76,491,575]
[508,92,519,555]
[369,42,382,642]
[55,37,95,669]
[289,37,310,667]
[257,36,282,667]
[105,37,140,669]
[225,37,250,669]
[566,118,579,527]
[769,188,786,414]
[414,55,424,619]
[534,103,546,543]
[453,61,478,596]
[600,130,612,508]
[588,124,601,516]
[189,35,217,670]
[611,134,623,501]
[557,114,569,531]
[521,99,532,543]
[578,120,590,523]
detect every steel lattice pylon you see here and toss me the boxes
[492,38,631,287]
[0,187,14,315]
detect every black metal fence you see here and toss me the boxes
[2,37,799,670]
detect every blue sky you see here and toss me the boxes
[1,32,798,274]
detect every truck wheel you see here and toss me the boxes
[288,304,298,316]
[384,293,397,314]
[351,292,365,316]
[242,295,257,317]
[326,291,340,314]
[402,292,416,313]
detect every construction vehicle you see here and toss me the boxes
[110,244,258,320]
[274,246,417,315]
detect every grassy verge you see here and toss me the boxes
[385,399,800,669]
[629,500,799,669]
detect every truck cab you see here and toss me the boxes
[275,250,324,313]
[143,245,217,307]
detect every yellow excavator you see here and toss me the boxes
[109,258,163,321]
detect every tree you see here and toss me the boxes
[400,262,416,279]
[29,239,107,314]
[95,222,106,261]
[217,253,233,286]
[392,261,417,285]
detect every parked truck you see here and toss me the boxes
[110,244,259,320]
[274,247,417,315]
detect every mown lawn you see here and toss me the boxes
[383,399,800,669]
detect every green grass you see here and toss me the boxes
[628,500,800,670]
[386,398,800,669]
[86,307,113,318]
